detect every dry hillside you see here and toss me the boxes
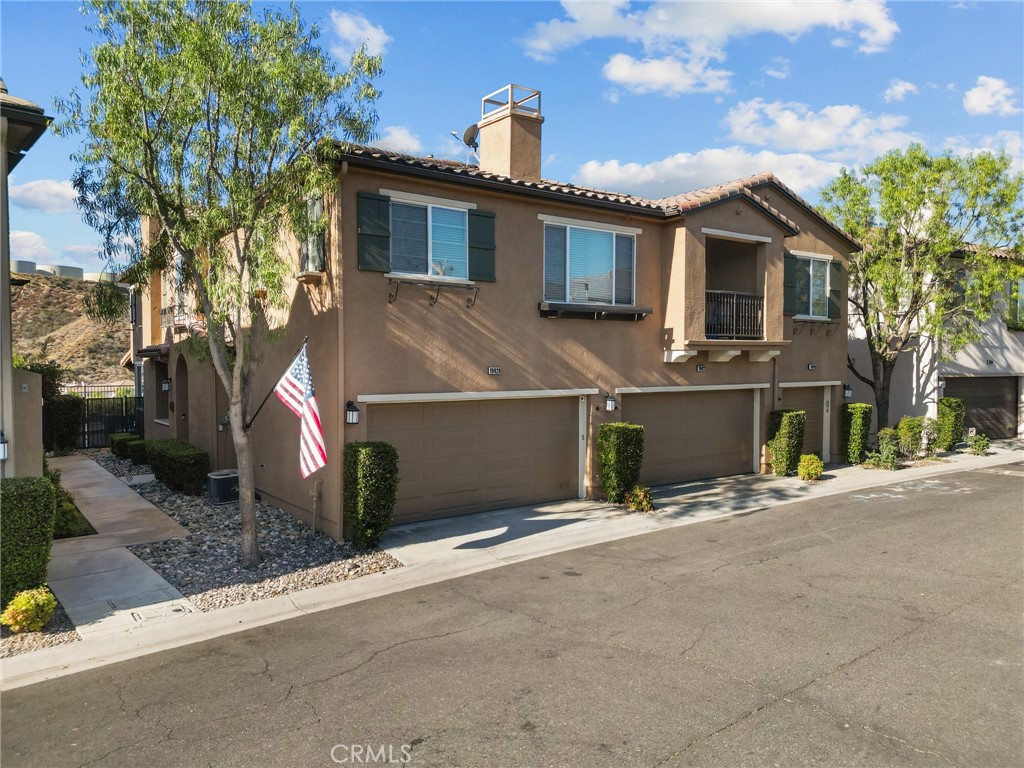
[10,272,132,385]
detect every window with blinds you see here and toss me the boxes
[391,201,468,279]
[544,223,635,305]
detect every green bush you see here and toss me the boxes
[596,422,645,503]
[936,397,966,451]
[797,454,824,481]
[50,394,84,454]
[43,462,96,539]
[767,410,806,476]
[0,477,56,609]
[864,427,902,470]
[343,441,399,549]
[923,417,940,457]
[13,358,67,404]
[897,416,926,459]
[966,433,990,455]
[109,432,136,458]
[127,438,148,466]
[841,403,873,464]
[145,438,209,495]
[0,587,57,633]
[624,485,654,513]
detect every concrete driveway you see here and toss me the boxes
[2,465,1022,767]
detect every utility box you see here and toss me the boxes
[208,469,239,505]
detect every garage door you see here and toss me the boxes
[367,398,579,524]
[623,390,754,487]
[943,376,1018,439]
[779,387,824,457]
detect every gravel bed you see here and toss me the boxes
[82,449,403,612]
[0,603,80,658]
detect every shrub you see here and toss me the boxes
[922,417,940,457]
[344,441,399,549]
[624,485,654,512]
[0,477,56,609]
[897,416,926,459]
[797,454,824,481]
[936,397,966,451]
[840,403,873,464]
[767,410,806,476]
[13,358,67,404]
[864,428,902,470]
[50,394,84,454]
[145,438,209,495]
[109,432,136,458]
[596,422,645,503]
[127,438,148,466]
[43,462,96,539]
[0,587,57,633]
[966,433,990,455]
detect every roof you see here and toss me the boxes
[336,144,857,247]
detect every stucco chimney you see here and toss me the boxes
[476,84,543,181]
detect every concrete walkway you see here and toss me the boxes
[45,455,195,638]
[3,443,1020,690]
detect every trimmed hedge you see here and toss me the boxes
[797,454,824,481]
[43,462,96,539]
[344,441,400,549]
[1,477,56,609]
[936,397,966,451]
[109,432,136,459]
[51,394,84,454]
[897,416,926,459]
[596,422,645,503]
[127,438,148,466]
[841,403,872,464]
[767,410,806,476]
[145,438,209,495]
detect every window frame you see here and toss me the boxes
[791,251,833,320]
[542,220,637,307]
[386,199,471,282]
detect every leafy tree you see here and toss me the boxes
[59,0,381,566]
[820,144,1023,429]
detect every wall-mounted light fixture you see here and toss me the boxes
[0,431,8,462]
[807,363,816,371]
[345,401,360,425]
[161,378,172,392]
[843,383,853,398]
[604,393,617,412]
[987,359,995,366]
[695,364,707,373]
[938,377,946,389]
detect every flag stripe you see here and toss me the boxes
[274,345,327,478]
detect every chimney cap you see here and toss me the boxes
[481,84,541,124]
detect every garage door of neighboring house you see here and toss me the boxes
[942,376,1019,439]
[366,396,581,525]
[621,388,760,487]
[778,385,830,459]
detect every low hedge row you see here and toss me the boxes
[596,422,645,503]
[1,477,56,609]
[145,438,209,495]
[127,438,148,465]
[109,433,136,459]
[767,410,806,476]
[344,441,399,549]
[841,403,872,464]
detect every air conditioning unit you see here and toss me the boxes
[208,469,239,505]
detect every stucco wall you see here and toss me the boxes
[10,368,43,477]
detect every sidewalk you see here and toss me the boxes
[3,443,1020,690]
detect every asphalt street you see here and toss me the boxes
[3,466,1022,767]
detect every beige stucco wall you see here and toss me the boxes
[9,369,43,477]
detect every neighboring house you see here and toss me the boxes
[1,78,49,479]
[137,85,857,539]
[848,251,1024,439]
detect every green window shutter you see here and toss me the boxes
[357,192,391,272]
[828,260,843,319]
[783,252,797,315]
[467,209,496,282]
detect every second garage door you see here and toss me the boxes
[943,376,1018,439]
[779,387,825,457]
[623,390,755,487]
[367,397,579,524]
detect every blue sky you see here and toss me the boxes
[3,1,1022,273]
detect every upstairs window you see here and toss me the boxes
[300,197,325,273]
[784,251,842,319]
[543,223,635,305]
[391,202,468,279]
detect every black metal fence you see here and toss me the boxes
[705,290,764,340]
[43,395,144,450]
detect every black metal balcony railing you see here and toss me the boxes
[160,305,193,329]
[705,290,764,339]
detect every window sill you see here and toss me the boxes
[538,302,652,321]
[153,418,170,426]
[385,272,474,287]
[792,314,832,322]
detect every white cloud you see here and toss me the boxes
[9,178,77,213]
[10,231,53,261]
[574,147,842,200]
[883,79,917,103]
[763,56,790,80]
[945,130,1024,173]
[723,98,920,163]
[831,37,851,48]
[329,10,391,60]
[603,53,731,96]
[963,76,1021,116]
[374,126,424,155]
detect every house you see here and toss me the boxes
[138,85,857,539]
[1,78,49,479]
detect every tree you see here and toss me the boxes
[59,0,382,566]
[819,144,1023,430]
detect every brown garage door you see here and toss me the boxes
[779,387,824,457]
[623,390,754,487]
[943,376,1018,439]
[367,398,579,524]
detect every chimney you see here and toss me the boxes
[476,84,543,181]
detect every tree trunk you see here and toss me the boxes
[229,397,261,568]
[872,357,897,431]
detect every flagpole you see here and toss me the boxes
[243,336,309,430]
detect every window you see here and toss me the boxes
[1006,277,1024,330]
[300,197,325,272]
[784,252,841,319]
[543,223,635,305]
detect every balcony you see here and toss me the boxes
[705,290,763,340]
[160,305,194,330]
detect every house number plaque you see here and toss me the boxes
[487,367,502,375]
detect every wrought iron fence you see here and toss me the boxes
[45,390,144,449]
[705,290,764,340]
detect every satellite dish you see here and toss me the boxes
[462,123,479,150]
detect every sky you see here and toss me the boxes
[3,0,1022,273]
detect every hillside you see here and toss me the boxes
[10,272,132,385]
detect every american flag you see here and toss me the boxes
[274,345,327,478]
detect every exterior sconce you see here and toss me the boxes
[937,377,946,390]
[161,378,172,392]
[807,363,816,371]
[0,431,8,462]
[695,364,707,373]
[843,383,853,398]
[345,401,360,425]
[604,393,617,412]
[986,359,995,366]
